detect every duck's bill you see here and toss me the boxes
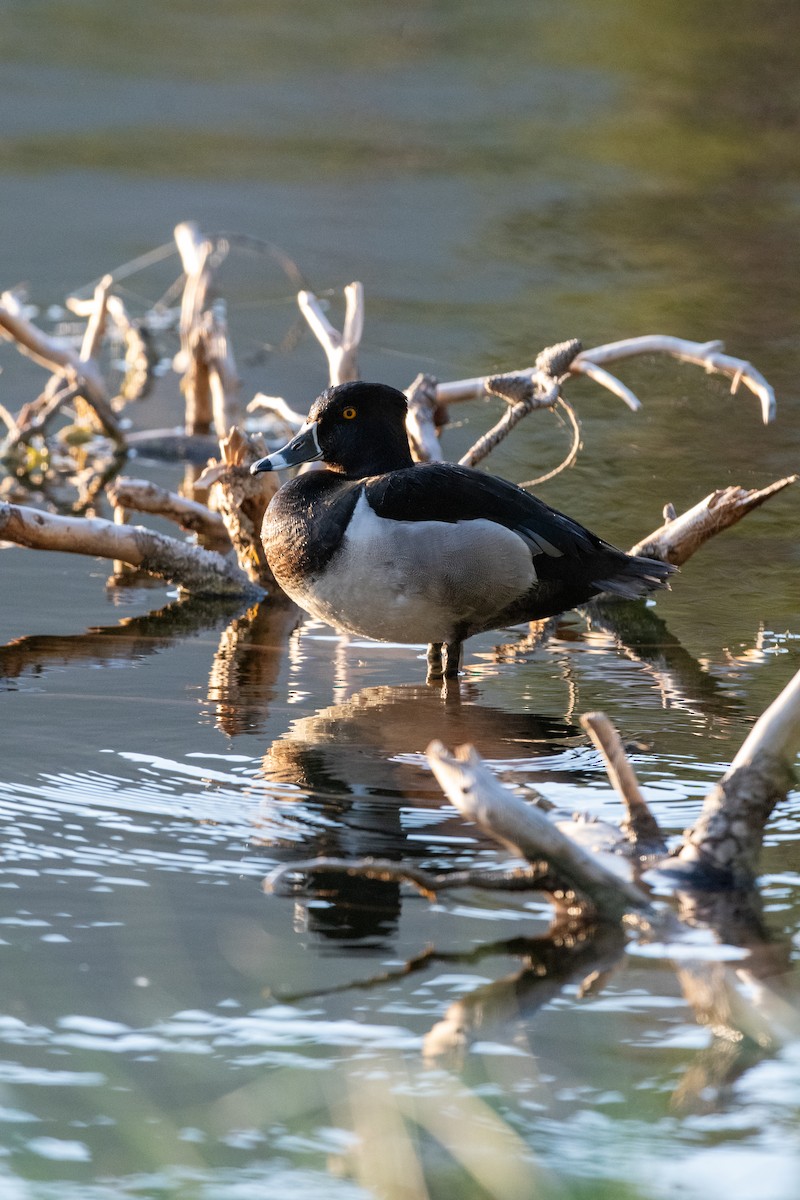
[250,420,323,473]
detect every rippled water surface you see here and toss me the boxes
[2,2,800,1197]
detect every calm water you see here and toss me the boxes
[2,2,800,1197]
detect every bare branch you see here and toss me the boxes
[107,476,230,545]
[247,393,307,432]
[426,739,654,920]
[571,335,776,424]
[0,298,108,409]
[0,502,259,598]
[458,376,560,468]
[629,476,797,566]
[433,335,776,426]
[297,283,363,385]
[404,373,443,463]
[674,668,800,883]
[579,712,667,854]
[78,275,112,364]
[203,300,241,436]
[569,360,641,411]
[198,426,279,589]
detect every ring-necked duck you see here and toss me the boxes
[251,381,674,678]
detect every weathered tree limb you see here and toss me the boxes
[568,360,641,412]
[431,334,775,471]
[78,274,111,364]
[0,290,124,450]
[204,300,242,435]
[458,376,561,468]
[579,712,667,854]
[297,283,363,385]
[571,335,776,424]
[671,667,800,883]
[0,501,260,597]
[0,296,107,406]
[425,739,654,921]
[66,291,155,406]
[264,856,552,901]
[196,426,278,589]
[107,476,230,546]
[174,221,215,435]
[629,476,798,566]
[404,373,444,462]
[247,393,307,433]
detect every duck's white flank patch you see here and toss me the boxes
[290,492,537,644]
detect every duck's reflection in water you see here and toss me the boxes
[257,682,582,944]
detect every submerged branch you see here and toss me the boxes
[579,712,667,854]
[571,335,776,424]
[673,668,800,883]
[264,856,551,901]
[425,739,654,921]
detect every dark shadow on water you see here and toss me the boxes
[0,593,254,684]
[256,679,583,945]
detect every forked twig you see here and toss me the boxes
[298,282,363,385]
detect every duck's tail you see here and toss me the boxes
[592,553,676,600]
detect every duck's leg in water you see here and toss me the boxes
[426,642,444,682]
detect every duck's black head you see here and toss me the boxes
[250,381,414,478]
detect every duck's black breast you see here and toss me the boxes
[263,470,364,591]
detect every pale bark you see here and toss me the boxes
[579,712,667,853]
[297,283,363,385]
[0,293,124,448]
[197,426,279,589]
[404,373,443,462]
[571,335,776,424]
[674,669,800,882]
[425,739,654,921]
[629,476,798,566]
[0,501,260,597]
[432,335,776,427]
[0,298,107,406]
[107,476,230,545]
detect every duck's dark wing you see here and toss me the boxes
[366,464,606,556]
[365,463,673,599]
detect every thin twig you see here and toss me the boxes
[264,856,550,901]
[518,397,582,488]
[579,712,667,854]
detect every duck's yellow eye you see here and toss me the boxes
[342,406,357,420]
